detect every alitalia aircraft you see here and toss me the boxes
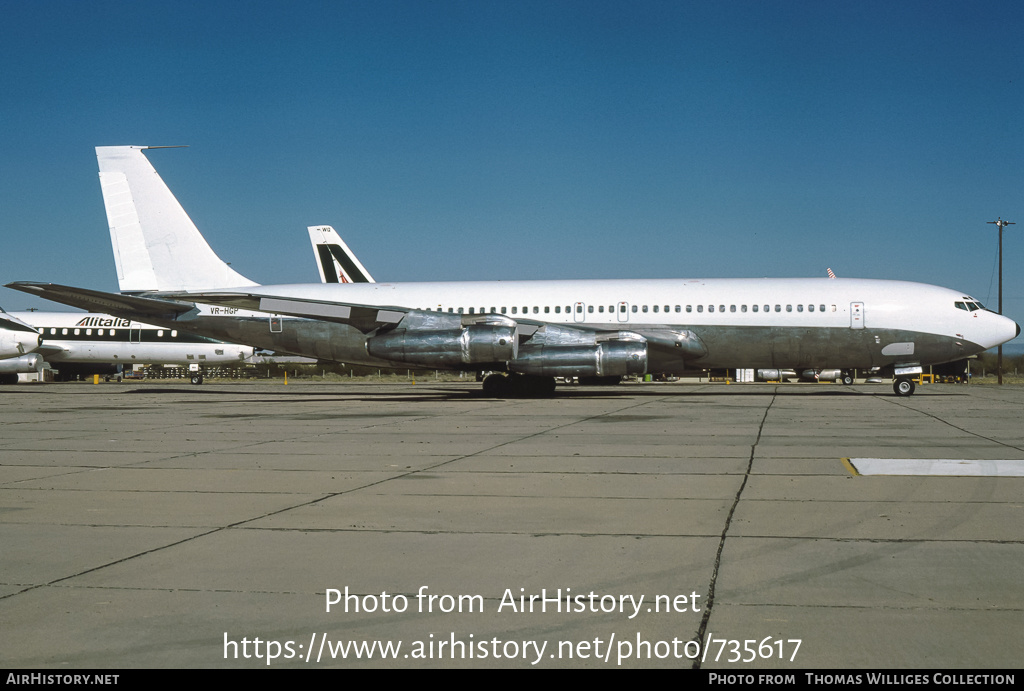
[0,308,254,384]
[7,145,1019,396]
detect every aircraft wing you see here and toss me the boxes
[6,282,198,320]
[171,290,426,333]
[10,282,419,334]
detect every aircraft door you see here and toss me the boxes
[617,302,629,323]
[850,302,864,329]
[129,325,141,343]
[269,316,283,333]
[574,302,585,323]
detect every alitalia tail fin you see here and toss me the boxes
[307,225,375,283]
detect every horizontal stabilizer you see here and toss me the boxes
[6,282,197,319]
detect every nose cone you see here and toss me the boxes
[988,313,1021,350]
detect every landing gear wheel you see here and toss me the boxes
[842,372,854,385]
[191,374,204,385]
[482,373,509,396]
[893,378,915,397]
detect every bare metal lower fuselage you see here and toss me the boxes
[130,312,979,375]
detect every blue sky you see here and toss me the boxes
[2,1,1022,339]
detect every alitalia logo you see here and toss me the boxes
[75,317,131,328]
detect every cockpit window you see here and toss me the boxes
[955,302,968,311]
[967,302,980,312]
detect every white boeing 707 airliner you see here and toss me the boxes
[7,146,1019,396]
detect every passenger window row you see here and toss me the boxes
[46,328,179,337]
[426,303,839,316]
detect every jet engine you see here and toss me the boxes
[0,328,41,359]
[800,369,843,382]
[509,340,648,377]
[0,353,44,374]
[756,369,797,381]
[366,324,517,368]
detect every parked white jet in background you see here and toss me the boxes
[7,145,1019,396]
[0,308,254,384]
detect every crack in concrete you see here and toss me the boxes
[692,389,777,669]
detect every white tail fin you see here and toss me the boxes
[96,146,259,293]
[307,225,375,284]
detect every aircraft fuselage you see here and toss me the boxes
[144,276,1016,374]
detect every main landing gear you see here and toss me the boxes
[481,373,556,397]
[893,377,916,397]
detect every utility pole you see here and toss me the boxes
[987,218,1015,385]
